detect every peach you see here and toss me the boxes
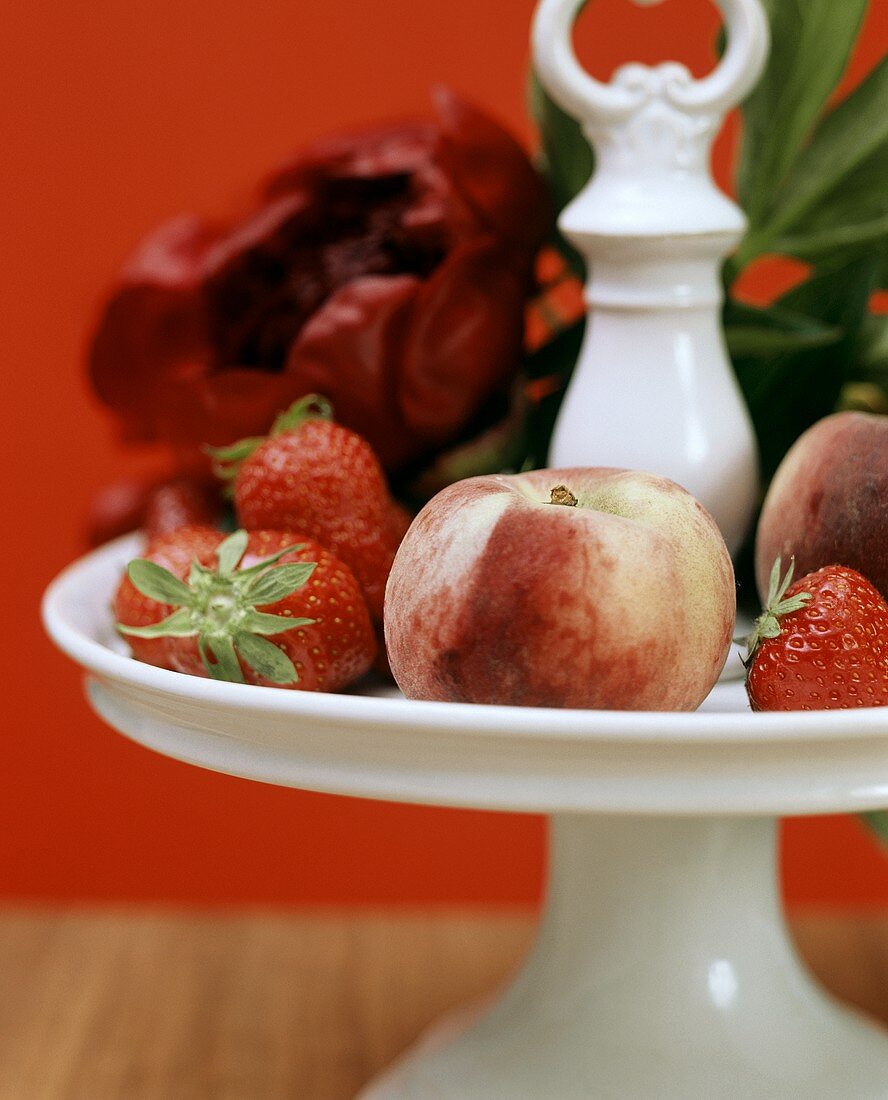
[756,412,888,603]
[384,468,736,710]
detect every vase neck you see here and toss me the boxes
[582,245,729,312]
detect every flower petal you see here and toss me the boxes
[155,367,315,450]
[285,274,421,470]
[432,86,551,255]
[398,238,528,441]
[264,123,438,196]
[88,216,219,437]
[88,101,547,478]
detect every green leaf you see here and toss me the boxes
[205,436,265,479]
[270,394,333,435]
[528,69,594,218]
[242,610,315,636]
[777,217,888,265]
[839,382,888,414]
[244,562,316,605]
[117,607,197,639]
[520,320,585,471]
[236,542,304,577]
[216,530,249,575]
[854,314,888,384]
[127,559,194,607]
[725,302,842,358]
[842,313,888,411]
[206,437,264,463]
[726,324,841,358]
[745,555,815,654]
[772,128,888,263]
[862,812,888,846]
[235,633,298,685]
[731,258,878,481]
[736,0,867,225]
[750,56,888,256]
[188,559,213,586]
[201,636,245,684]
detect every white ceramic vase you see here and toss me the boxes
[534,0,768,553]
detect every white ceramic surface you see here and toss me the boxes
[365,816,888,1099]
[532,0,767,554]
[42,533,888,1098]
[43,534,888,818]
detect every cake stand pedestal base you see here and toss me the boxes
[361,815,888,1099]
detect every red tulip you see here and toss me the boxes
[89,88,549,475]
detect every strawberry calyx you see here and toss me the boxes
[743,555,813,664]
[117,529,316,685]
[207,394,334,485]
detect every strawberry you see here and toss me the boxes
[209,396,406,621]
[87,475,221,546]
[745,557,888,712]
[114,527,376,692]
[113,525,222,670]
[143,475,221,539]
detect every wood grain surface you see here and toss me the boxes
[0,911,886,1099]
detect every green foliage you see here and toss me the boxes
[527,0,888,481]
[863,813,888,846]
[852,314,888,407]
[730,257,878,481]
[528,72,594,241]
[735,53,888,272]
[735,0,868,228]
[522,322,586,472]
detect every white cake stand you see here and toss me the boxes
[43,536,888,1098]
[42,1,888,1094]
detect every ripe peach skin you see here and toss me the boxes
[756,412,888,603]
[384,469,736,710]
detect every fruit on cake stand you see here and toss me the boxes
[42,0,888,1095]
[42,535,888,1098]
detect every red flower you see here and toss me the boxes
[89,88,549,474]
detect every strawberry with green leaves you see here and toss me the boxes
[210,396,407,621]
[745,557,888,712]
[114,527,376,692]
[113,524,222,671]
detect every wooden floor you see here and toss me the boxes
[1,911,887,1099]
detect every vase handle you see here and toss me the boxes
[532,0,769,124]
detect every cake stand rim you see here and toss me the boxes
[43,533,888,749]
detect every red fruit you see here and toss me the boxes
[88,474,221,546]
[143,476,221,538]
[88,475,159,546]
[113,525,222,670]
[387,500,413,543]
[745,558,888,712]
[369,501,412,682]
[114,527,375,692]
[213,396,406,620]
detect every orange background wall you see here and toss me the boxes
[4,0,888,908]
